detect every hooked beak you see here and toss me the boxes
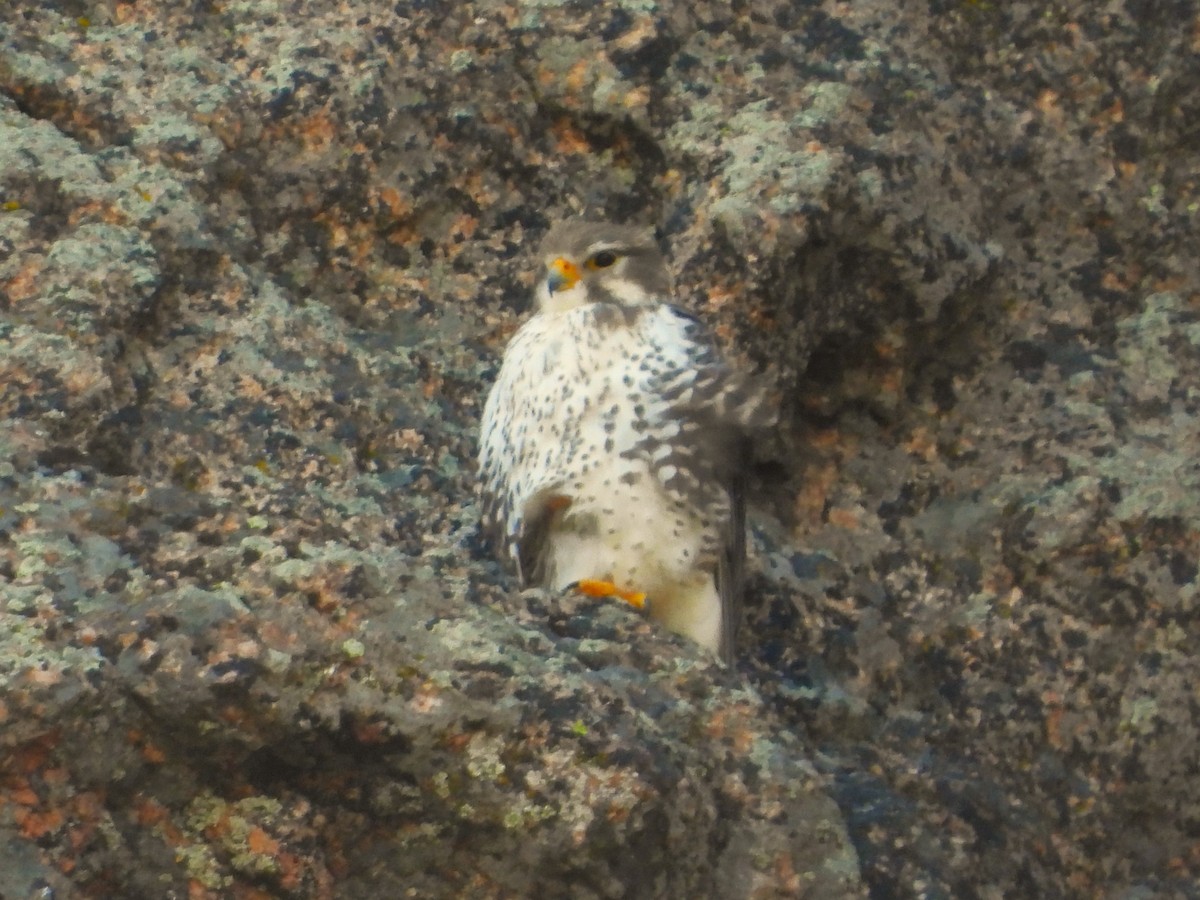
[546,257,581,294]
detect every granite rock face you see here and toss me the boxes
[1,1,1197,898]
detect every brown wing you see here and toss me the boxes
[514,489,571,588]
[634,306,775,664]
[717,462,748,664]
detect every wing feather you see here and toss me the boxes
[635,306,774,662]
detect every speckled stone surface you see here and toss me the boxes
[1,1,1197,898]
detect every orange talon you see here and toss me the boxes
[575,578,617,597]
[574,579,647,610]
[617,589,647,610]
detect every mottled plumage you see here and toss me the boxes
[478,221,773,662]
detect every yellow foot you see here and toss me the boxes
[574,579,647,610]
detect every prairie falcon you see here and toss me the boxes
[478,221,773,662]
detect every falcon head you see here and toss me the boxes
[534,220,674,315]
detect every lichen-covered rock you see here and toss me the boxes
[2,0,1197,897]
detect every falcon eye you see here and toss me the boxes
[587,250,619,270]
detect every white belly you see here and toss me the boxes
[544,466,724,654]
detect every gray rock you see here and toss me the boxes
[2,0,1197,897]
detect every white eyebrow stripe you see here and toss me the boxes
[585,241,626,256]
